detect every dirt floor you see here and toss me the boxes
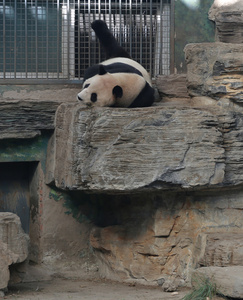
[3,277,192,300]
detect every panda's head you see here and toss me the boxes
[77,65,123,107]
[77,65,147,107]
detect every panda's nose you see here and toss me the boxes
[77,94,83,101]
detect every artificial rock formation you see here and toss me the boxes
[46,100,243,290]
[209,0,243,44]
[193,267,243,299]
[0,213,29,289]
[45,1,243,292]
[185,42,243,103]
[0,100,61,139]
[87,189,243,289]
[48,102,243,193]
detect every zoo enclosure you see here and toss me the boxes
[0,0,174,83]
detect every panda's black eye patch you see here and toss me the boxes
[91,93,97,103]
[84,83,90,89]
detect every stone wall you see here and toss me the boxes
[0,0,243,295]
[86,189,243,290]
[0,85,98,288]
[45,0,243,294]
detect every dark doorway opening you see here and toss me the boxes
[0,162,38,234]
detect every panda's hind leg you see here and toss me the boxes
[91,20,130,59]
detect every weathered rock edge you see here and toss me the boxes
[47,103,243,193]
[0,100,62,139]
[185,42,243,103]
[193,266,243,299]
[0,212,29,290]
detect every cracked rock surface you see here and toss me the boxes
[48,103,243,193]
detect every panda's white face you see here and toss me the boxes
[77,73,122,107]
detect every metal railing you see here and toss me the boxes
[0,0,173,83]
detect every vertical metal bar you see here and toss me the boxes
[108,0,111,29]
[170,0,175,74]
[57,0,60,79]
[14,0,17,78]
[119,0,122,45]
[129,0,132,58]
[98,0,101,62]
[25,0,28,77]
[139,0,142,64]
[35,0,38,78]
[88,0,91,67]
[159,0,163,75]
[46,0,49,78]
[149,0,153,76]
[98,0,101,19]
[67,0,70,79]
[3,0,6,78]
[78,0,80,79]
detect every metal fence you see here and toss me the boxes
[0,0,173,83]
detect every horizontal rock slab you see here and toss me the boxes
[193,266,243,299]
[0,212,29,289]
[46,103,243,193]
[185,42,243,104]
[0,100,62,139]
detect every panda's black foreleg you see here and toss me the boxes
[129,82,155,108]
[91,20,131,59]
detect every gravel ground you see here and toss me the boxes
[3,278,191,300]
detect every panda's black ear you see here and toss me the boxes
[98,65,107,75]
[113,85,123,98]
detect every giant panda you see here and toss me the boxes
[77,20,154,108]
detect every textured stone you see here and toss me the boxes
[209,0,243,44]
[49,103,228,193]
[184,42,243,104]
[0,100,61,139]
[155,74,189,98]
[193,266,243,298]
[48,102,243,193]
[199,233,243,267]
[0,213,29,289]
[88,189,243,287]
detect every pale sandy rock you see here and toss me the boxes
[193,266,243,298]
[0,213,29,289]
[199,233,243,267]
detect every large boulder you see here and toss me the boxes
[47,103,229,193]
[0,213,29,289]
[199,233,243,267]
[193,266,243,299]
[47,102,243,193]
[209,0,243,44]
[185,42,243,104]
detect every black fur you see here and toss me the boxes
[80,20,155,108]
[113,86,123,98]
[83,62,143,82]
[129,82,155,108]
[91,20,131,59]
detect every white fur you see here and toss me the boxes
[77,72,146,107]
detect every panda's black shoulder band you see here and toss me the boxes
[83,62,143,82]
